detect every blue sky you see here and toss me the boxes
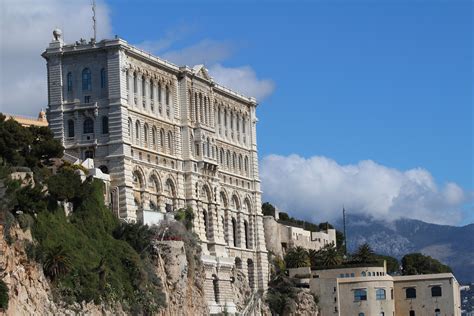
[1,0,472,224]
[109,0,473,224]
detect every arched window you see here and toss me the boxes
[220,149,224,164]
[67,72,73,92]
[244,220,250,249]
[226,151,231,168]
[135,121,140,144]
[166,86,170,105]
[406,287,416,299]
[126,70,130,92]
[212,274,219,303]
[152,127,157,149]
[133,73,138,94]
[102,116,109,134]
[167,131,173,154]
[231,217,237,247]
[160,129,165,151]
[203,210,209,240]
[376,288,386,300]
[361,271,366,277]
[100,68,107,88]
[82,68,91,91]
[431,286,442,297]
[83,118,94,134]
[358,313,365,316]
[409,311,415,316]
[143,124,149,146]
[247,259,255,289]
[67,119,74,137]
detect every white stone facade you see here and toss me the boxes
[43,33,268,314]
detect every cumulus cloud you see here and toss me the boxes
[137,35,275,101]
[209,64,275,101]
[260,154,468,225]
[0,0,112,116]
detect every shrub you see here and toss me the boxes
[17,213,34,230]
[402,253,451,275]
[174,207,194,231]
[0,279,8,310]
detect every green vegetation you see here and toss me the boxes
[284,246,310,268]
[402,253,452,275]
[0,119,166,313]
[0,113,63,168]
[174,207,195,231]
[262,202,276,217]
[0,279,8,310]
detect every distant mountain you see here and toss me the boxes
[334,214,474,284]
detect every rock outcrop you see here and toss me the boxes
[282,289,318,316]
[0,223,124,315]
[153,240,209,316]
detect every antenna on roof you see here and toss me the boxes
[343,205,348,257]
[92,0,97,41]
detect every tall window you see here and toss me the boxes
[406,288,416,299]
[100,68,107,88]
[431,286,442,297]
[102,116,109,134]
[142,76,146,97]
[82,68,91,91]
[232,217,237,247]
[144,124,149,146]
[133,73,138,94]
[166,86,170,104]
[435,309,440,316]
[376,288,386,300]
[135,121,140,144]
[409,311,415,316]
[84,150,94,159]
[150,81,154,100]
[354,289,367,301]
[67,72,73,92]
[244,220,250,249]
[167,131,173,154]
[83,118,94,134]
[203,210,209,240]
[67,120,74,137]
[158,83,162,102]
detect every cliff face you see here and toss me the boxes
[0,223,124,315]
[0,224,209,315]
[153,241,209,316]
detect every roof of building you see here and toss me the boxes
[43,34,257,105]
[6,110,48,127]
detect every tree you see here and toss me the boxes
[318,244,343,267]
[284,246,310,268]
[375,254,400,274]
[401,253,451,275]
[262,202,276,217]
[43,245,72,281]
[0,279,8,310]
[353,243,376,263]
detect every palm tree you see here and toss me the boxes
[43,245,72,281]
[319,244,343,267]
[284,246,310,268]
[353,243,375,263]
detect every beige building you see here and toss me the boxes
[5,110,48,127]
[42,29,268,314]
[263,213,336,258]
[290,265,461,316]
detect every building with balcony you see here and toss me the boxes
[42,30,268,314]
[289,264,461,316]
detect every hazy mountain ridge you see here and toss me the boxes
[335,214,474,284]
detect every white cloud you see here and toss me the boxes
[209,64,275,101]
[138,36,275,101]
[260,154,468,225]
[0,0,112,116]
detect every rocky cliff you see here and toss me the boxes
[0,223,209,315]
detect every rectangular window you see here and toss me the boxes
[354,289,367,301]
[84,96,91,103]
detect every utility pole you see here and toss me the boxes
[343,206,347,256]
[92,0,97,41]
